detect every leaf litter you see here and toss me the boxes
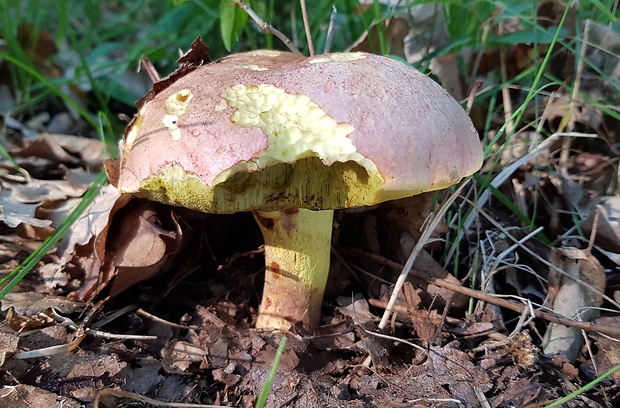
[2,2,620,407]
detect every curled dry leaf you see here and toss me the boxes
[55,184,121,261]
[0,167,100,234]
[91,197,185,299]
[582,316,620,383]
[0,189,52,228]
[581,196,620,254]
[161,340,208,374]
[335,294,375,326]
[10,133,79,165]
[8,129,104,170]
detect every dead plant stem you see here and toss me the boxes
[377,182,467,330]
[352,249,620,338]
[234,0,302,55]
[323,6,337,53]
[299,0,314,55]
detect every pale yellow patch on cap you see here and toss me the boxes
[308,52,366,64]
[234,64,269,71]
[163,89,193,141]
[247,50,281,57]
[215,83,379,184]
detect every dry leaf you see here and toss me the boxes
[581,197,620,254]
[0,323,19,366]
[541,247,606,362]
[10,133,79,165]
[349,17,409,59]
[336,294,375,325]
[0,384,81,408]
[161,340,207,374]
[92,198,184,298]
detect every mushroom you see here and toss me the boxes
[117,49,483,331]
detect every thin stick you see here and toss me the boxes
[94,388,223,408]
[234,0,302,55]
[559,19,591,171]
[499,48,514,135]
[466,80,483,115]
[354,250,620,338]
[323,6,337,53]
[568,19,590,133]
[299,0,314,55]
[377,182,467,330]
[15,334,86,359]
[138,55,160,83]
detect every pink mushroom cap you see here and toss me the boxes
[118,50,482,213]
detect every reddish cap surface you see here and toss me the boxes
[118,50,482,213]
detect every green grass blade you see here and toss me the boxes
[544,363,620,407]
[0,142,30,179]
[255,335,287,408]
[473,173,551,245]
[0,170,108,300]
[372,0,387,55]
[484,2,573,156]
[0,50,99,131]
[587,0,617,22]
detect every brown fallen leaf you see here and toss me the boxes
[0,322,19,366]
[581,197,620,254]
[0,190,52,228]
[0,166,100,236]
[406,344,492,406]
[582,316,620,384]
[10,132,79,165]
[161,340,208,374]
[0,384,81,408]
[42,350,127,401]
[336,294,375,325]
[349,17,409,59]
[92,197,184,298]
[55,184,121,262]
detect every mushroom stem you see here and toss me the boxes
[253,208,334,330]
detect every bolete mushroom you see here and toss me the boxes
[117,48,483,331]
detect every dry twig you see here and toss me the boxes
[299,0,314,55]
[324,6,338,53]
[377,182,467,330]
[234,0,302,55]
[352,249,620,338]
[94,388,223,408]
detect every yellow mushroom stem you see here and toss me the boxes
[253,208,334,330]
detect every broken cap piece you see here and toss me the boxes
[117,49,483,330]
